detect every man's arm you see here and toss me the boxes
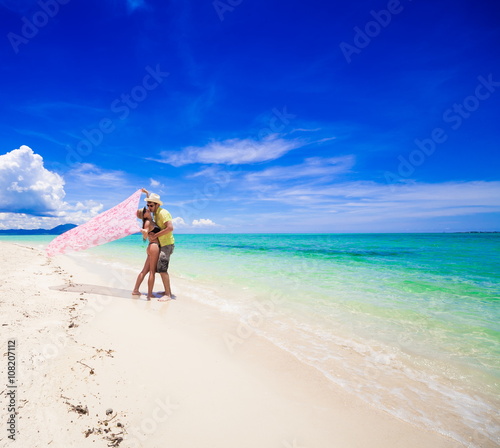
[154,220,174,238]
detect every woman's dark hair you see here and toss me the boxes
[142,206,148,227]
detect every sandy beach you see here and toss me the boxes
[0,240,466,448]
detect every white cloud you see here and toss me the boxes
[291,128,322,133]
[157,134,302,167]
[210,179,500,232]
[0,145,66,215]
[245,156,354,183]
[167,217,222,230]
[0,213,46,230]
[0,200,103,230]
[150,178,160,187]
[188,166,222,178]
[314,137,337,144]
[67,163,127,187]
[192,218,219,227]
[172,216,187,227]
[66,200,104,215]
[252,180,500,220]
[0,146,112,229]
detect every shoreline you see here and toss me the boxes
[0,240,474,447]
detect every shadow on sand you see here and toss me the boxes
[49,283,154,300]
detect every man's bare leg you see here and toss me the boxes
[157,272,172,301]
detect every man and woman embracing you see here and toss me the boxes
[132,188,174,300]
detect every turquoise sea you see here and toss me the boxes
[4,233,499,446]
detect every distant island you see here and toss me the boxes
[452,231,500,234]
[0,224,77,235]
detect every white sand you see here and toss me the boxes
[0,241,465,448]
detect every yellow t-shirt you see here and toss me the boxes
[154,208,175,246]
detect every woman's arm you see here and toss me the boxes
[141,219,150,240]
[141,188,150,197]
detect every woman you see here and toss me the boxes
[132,204,161,299]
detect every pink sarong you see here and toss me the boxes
[46,189,142,257]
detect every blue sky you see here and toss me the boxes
[0,0,499,232]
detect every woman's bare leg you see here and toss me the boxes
[133,256,150,295]
[147,244,160,299]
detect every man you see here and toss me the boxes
[143,190,175,300]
